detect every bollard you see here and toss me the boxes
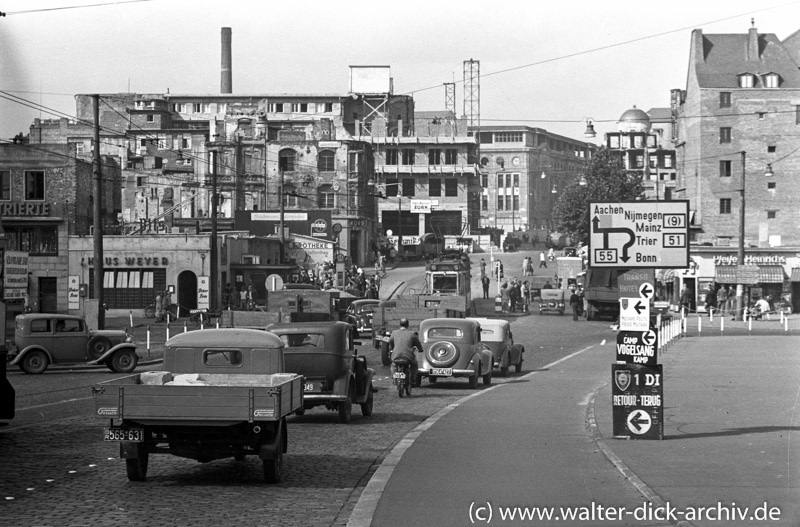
[216,320,220,329]
[129,311,134,328]
[495,295,502,313]
[698,314,702,333]
[183,322,187,333]
[785,315,789,332]
[748,315,752,332]
[721,315,724,333]
[166,325,170,343]
[146,325,151,358]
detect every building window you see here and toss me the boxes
[738,74,755,88]
[283,184,298,208]
[720,198,732,214]
[444,179,458,197]
[324,102,333,112]
[291,103,308,113]
[481,194,488,211]
[763,74,779,88]
[719,160,732,177]
[318,150,335,172]
[386,178,398,197]
[719,127,732,143]
[146,114,154,123]
[444,149,457,164]
[317,184,335,208]
[385,149,398,165]
[0,171,10,200]
[401,148,415,165]
[767,145,776,153]
[497,195,504,211]
[513,195,519,211]
[279,149,296,172]
[495,132,523,143]
[513,173,519,187]
[429,178,441,197]
[193,103,202,112]
[5,225,58,255]
[25,170,45,200]
[767,210,777,219]
[268,103,284,113]
[720,92,731,108]
[480,174,488,187]
[402,178,415,197]
[767,181,776,190]
[428,149,442,165]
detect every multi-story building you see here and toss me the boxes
[676,24,800,247]
[0,142,120,315]
[672,24,800,312]
[475,126,594,236]
[604,106,677,201]
[367,111,479,257]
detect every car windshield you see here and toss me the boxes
[279,333,325,348]
[427,327,463,339]
[359,305,375,314]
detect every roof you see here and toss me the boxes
[166,328,283,348]
[692,29,800,88]
[419,318,479,329]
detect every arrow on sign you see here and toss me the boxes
[628,410,650,433]
[641,330,656,346]
[592,216,636,263]
[634,300,646,315]
[639,283,653,299]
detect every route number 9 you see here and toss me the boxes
[594,249,617,264]
[663,214,686,228]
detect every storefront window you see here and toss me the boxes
[90,268,166,309]
[4,225,58,255]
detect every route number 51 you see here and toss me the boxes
[663,233,686,248]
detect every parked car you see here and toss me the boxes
[467,317,524,376]
[539,288,566,316]
[344,299,380,337]
[417,318,494,388]
[10,314,138,374]
[267,321,375,423]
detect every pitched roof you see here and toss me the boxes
[693,29,800,88]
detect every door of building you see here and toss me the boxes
[177,271,198,315]
[39,277,58,313]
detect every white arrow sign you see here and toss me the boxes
[627,409,652,435]
[639,282,654,300]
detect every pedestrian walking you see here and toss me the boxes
[500,283,510,313]
[717,285,729,315]
[704,285,717,318]
[481,274,490,299]
[154,290,164,322]
[569,287,581,321]
[539,252,547,268]
[480,258,486,278]
[522,256,529,276]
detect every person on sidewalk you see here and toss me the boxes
[481,274,490,299]
[569,287,582,321]
[154,290,164,322]
[539,252,547,268]
[717,285,729,315]
[704,285,717,318]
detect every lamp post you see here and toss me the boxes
[735,151,746,321]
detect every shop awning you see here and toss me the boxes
[758,265,785,283]
[659,269,675,283]
[791,268,800,282]
[714,266,737,283]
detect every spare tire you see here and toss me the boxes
[426,341,459,368]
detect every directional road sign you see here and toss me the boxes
[619,297,650,331]
[616,329,658,365]
[589,201,690,268]
[612,363,664,440]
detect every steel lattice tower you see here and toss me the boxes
[463,59,480,130]
[444,82,456,117]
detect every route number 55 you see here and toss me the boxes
[594,249,617,263]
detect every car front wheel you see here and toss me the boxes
[21,350,49,374]
[111,350,138,373]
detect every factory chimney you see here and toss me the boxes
[221,27,232,94]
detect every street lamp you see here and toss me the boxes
[367,178,402,259]
[583,118,597,139]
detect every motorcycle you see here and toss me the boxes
[392,358,413,398]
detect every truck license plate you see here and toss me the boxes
[103,427,144,442]
[377,335,390,342]
[304,381,322,393]
[430,368,452,376]
[392,372,406,379]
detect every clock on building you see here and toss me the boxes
[512,156,521,166]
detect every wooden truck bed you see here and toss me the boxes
[93,372,303,425]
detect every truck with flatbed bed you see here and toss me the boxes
[92,328,303,483]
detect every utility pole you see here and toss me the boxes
[210,151,218,310]
[279,168,285,265]
[735,151,746,321]
[92,95,105,329]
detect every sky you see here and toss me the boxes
[2,0,800,142]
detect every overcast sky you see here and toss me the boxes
[2,0,800,142]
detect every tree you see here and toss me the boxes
[552,147,644,246]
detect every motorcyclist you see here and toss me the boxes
[388,318,423,384]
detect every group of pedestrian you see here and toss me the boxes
[499,279,529,313]
[153,289,173,322]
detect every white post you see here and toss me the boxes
[698,314,702,333]
[166,325,170,342]
[129,311,134,328]
[183,322,187,333]
[721,315,724,333]
[146,326,151,358]
[748,315,752,332]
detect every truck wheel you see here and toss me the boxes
[111,350,139,373]
[338,390,353,423]
[88,337,111,360]
[380,341,391,366]
[294,407,306,416]
[125,448,148,482]
[360,389,374,416]
[21,351,48,374]
[586,304,595,321]
[263,452,283,484]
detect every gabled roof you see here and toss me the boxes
[692,29,800,88]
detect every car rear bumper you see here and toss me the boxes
[302,393,347,403]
